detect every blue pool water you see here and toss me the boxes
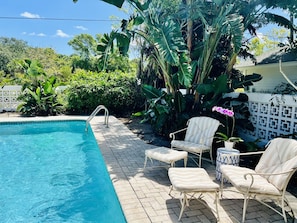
[0,121,126,223]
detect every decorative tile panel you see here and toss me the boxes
[246,93,297,143]
[0,86,22,112]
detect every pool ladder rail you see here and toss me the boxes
[85,105,109,131]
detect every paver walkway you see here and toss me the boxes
[1,114,296,223]
[90,116,297,223]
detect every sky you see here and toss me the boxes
[0,0,129,55]
[0,1,293,57]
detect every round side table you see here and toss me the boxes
[216,147,240,182]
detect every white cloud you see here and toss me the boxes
[20,12,40,19]
[55,29,70,38]
[25,32,46,37]
[74,25,88,31]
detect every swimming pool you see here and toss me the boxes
[0,120,126,223]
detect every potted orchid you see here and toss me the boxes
[212,106,243,149]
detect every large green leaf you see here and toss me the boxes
[141,84,162,99]
[115,32,131,56]
[26,87,41,104]
[155,103,170,115]
[152,19,187,66]
[44,81,53,95]
[233,73,262,88]
[224,14,243,53]
[131,0,152,11]
[196,83,213,95]
[213,75,229,94]
[177,53,192,87]
[196,75,228,95]
[96,32,116,70]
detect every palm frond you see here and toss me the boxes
[264,13,297,31]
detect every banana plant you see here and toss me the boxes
[96,31,131,71]
[187,1,244,104]
[93,0,192,95]
[141,84,189,135]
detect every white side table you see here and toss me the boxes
[216,147,240,182]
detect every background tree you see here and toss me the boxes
[0,37,28,77]
[68,34,98,58]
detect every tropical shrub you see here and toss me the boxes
[65,69,144,115]
[17,76,64,116]
[141,84,194,136]
[17,59,64,116]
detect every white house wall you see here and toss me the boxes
[237,62,297,93]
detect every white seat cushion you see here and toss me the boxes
[171,140,210,153]
[220,165,281,195]
[168,168,219,192]
[145,147,187,164]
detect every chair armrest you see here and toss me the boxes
[169,128,188,140]
[244,169,295,179]
[243,168,297,192]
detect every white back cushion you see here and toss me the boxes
[255,138,297,190]
[184,117,220,147]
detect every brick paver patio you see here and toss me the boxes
[90,116,297,223]
[1,114,296,222]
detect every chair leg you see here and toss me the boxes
[220,174,224,198]
[281,195,288,223]
[242,194,250,223]
[209,150,214,165]
[198,151,202,168]
[168,185,173,195]
[183,157,188,167]
[215,190,220,222]
[178,193,188,221]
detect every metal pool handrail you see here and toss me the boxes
[85,105,109,131]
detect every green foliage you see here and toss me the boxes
[0,37,28,80]
[215,132,243,143]
[17,59,64,116]
[65,70,144,115]
[0,37,72,85]
[273,81,297,95]
[248,35,279,56]
[117,1,192,93]
[214,93,255,136]
[68,34,97,58]
[68,33,134,73]
[141,84,191,136]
